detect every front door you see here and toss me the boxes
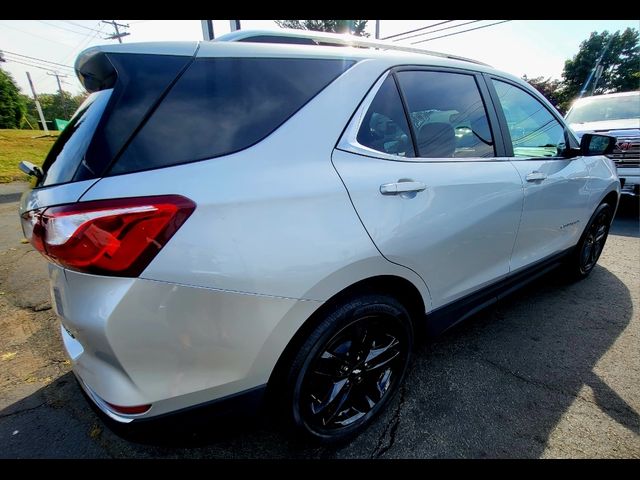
[487,78,591,271]
[333,69,523,310]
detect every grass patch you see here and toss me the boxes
[0,129,58,183]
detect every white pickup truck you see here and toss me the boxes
[566,91,640,197]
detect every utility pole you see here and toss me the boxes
[102,20,130,43]
[375,20,380,40]
[229,20,241,32]
[201,20,214,40]
[591,65,605,96]
[578,35,614,99]
[26,72,49,134]
[47,71,69,118]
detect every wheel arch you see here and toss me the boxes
[601,189,619,222]
[263,274,426,401]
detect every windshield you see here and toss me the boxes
[566,93,640,124]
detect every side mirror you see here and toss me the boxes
[580,133,617,156]
[18,160,43,180]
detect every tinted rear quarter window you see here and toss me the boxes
[356,76,415,157]
[111,57,355,175]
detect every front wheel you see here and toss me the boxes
[283,294,413,443]
[565,202,613,280]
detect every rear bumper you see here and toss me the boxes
[73,368,266,424]
[50,264,320,422]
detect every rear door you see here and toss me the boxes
[333,67,523,310]
[485,76,591,271]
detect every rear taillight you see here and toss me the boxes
[21,195,195,277]
[20,208,46,252]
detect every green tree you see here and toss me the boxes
[559,28,640,111]
[19,94,39,129]
[275,20,369,37]
[522,75,564,112]
[0,68,27,129]
[23,91,86,124]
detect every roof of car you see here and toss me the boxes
[76,29,525,86]
[214,28,491,65]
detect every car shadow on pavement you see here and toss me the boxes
[0,264,635,458]
[610,196,639,238]
[393,263,637,458]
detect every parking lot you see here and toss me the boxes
[0,184,638,458]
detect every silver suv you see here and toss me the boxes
[19,29,620,443]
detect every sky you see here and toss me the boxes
[1,20,638,96]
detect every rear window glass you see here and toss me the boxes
[110,57,355,175]
[40,90,112,187]
[39,53,193,187]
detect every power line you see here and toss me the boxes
[3,54,60,72]
[1,50,75,70]
[381,20,453,40]
[5,58,72,77]
[27,23,102,92]
[411,20,511,45]
[4,57,62,72]
[37,20,92,37]
[0,21,75,47]
[60,22,104,66]
[61,20,104,34]
[394,20,481,42]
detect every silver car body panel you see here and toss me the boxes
[19,178,97,214]
[20,39,621,421]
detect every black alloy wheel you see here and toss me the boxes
[564,202,613,280]
[579,208,611,274]
[285,295,413,443]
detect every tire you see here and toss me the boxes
[564,202,613,280]
[281,294,414,444]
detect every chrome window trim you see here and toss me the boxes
[337,71,404,161]
[337,69,510,163]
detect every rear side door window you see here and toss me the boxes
[491,79,566,158]
[395,70,495,159]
